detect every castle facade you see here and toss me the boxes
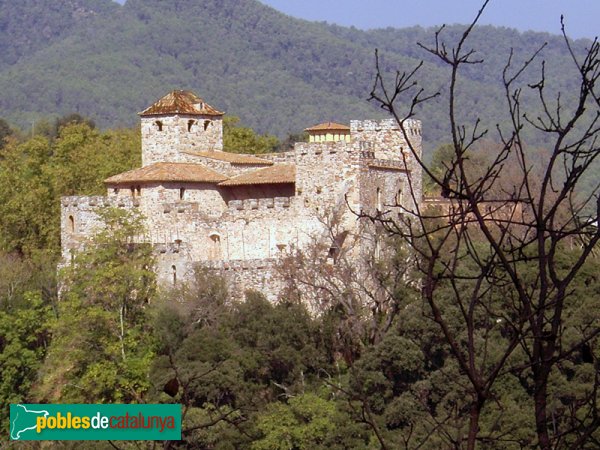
[60,91,422,300]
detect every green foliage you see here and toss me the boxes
[0,135,57,256]
[0,291,51,431]
[223,116,279,154]
[48,122,140,196]
[0,117,12,148]
[0,0,590,157]
[252,393,341,450]
[149,286,336,448]
[35,208,156,403]
[0,122,139,257]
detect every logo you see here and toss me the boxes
[10,404,181,441]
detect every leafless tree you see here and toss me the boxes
[277,208,416,360]
[367,1,600,448]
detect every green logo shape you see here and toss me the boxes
[10,404,181,441]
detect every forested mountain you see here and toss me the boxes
[0,0,592,153]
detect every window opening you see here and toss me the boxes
[155,120,163,131]
[203,120,210,131]
[179,187,185,200]
[187,120,195,132]
[68,215,75,233]
[172,265,177,285]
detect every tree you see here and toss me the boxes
[0,121,139,259]
[35,207,156,403]
[223,116,279,154]
[0,291,51,432]
[0,118,13,149]
[368,1,600,448]
[149,283,331,449]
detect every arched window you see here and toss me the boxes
[203,120,210,131]
[179,187,185,200]
[187,120,195,132]
[209,232,222,260]
[68,215,75,233]
[395,187,403,205]
[171,265,177,285]
[155,120,163,132]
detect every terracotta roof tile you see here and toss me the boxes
[305,122,350,132]
[219,165,295,186]
[104,163,228,184]
[184,150,273,165]
[139,90,224,117]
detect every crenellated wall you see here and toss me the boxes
[60,195,141,263]
[61,112,424,304]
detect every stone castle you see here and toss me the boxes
[60,90,423,300]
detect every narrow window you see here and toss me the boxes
[376,188,382,212]
[203,120,210,131]
[131,187,136,197]
[396,188,403,205]
[113,188,119,195]
[187,120,195,132]
[136,186,141,197]
[68,215,75,233]
[172,265,177,285]
[179,187,185,200]
[155,120,163,131]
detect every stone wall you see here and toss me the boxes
[61,114,424,304]
[61,195,140,262]
[141,114,223,166]
[202,259,285,302]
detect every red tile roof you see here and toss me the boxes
[139,90,224,117]
[184,150,273,165]
[219,165,295,186]
[104,163,228,184]
[305,122,350,132]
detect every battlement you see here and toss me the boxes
[261,151,296,163]
[61,195,140,210]
[351,118,422,136]
[365,158,410,171]
[60,89,425,304]
[161,201,199,214]
[294,140,353,158]
[227,196,293,213]
[203,258,277,271]
[200,258,282,302]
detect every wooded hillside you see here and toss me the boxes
[0,0,592,153]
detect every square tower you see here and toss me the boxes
[139,90,224,166]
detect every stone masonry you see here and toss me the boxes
[60,90,423,301]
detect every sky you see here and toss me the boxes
[256,0,597,40]
[111,1,598,40]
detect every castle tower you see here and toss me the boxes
[305,122,351,143]
[139,90,224,166]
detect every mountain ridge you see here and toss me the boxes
[0,0,591,153]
